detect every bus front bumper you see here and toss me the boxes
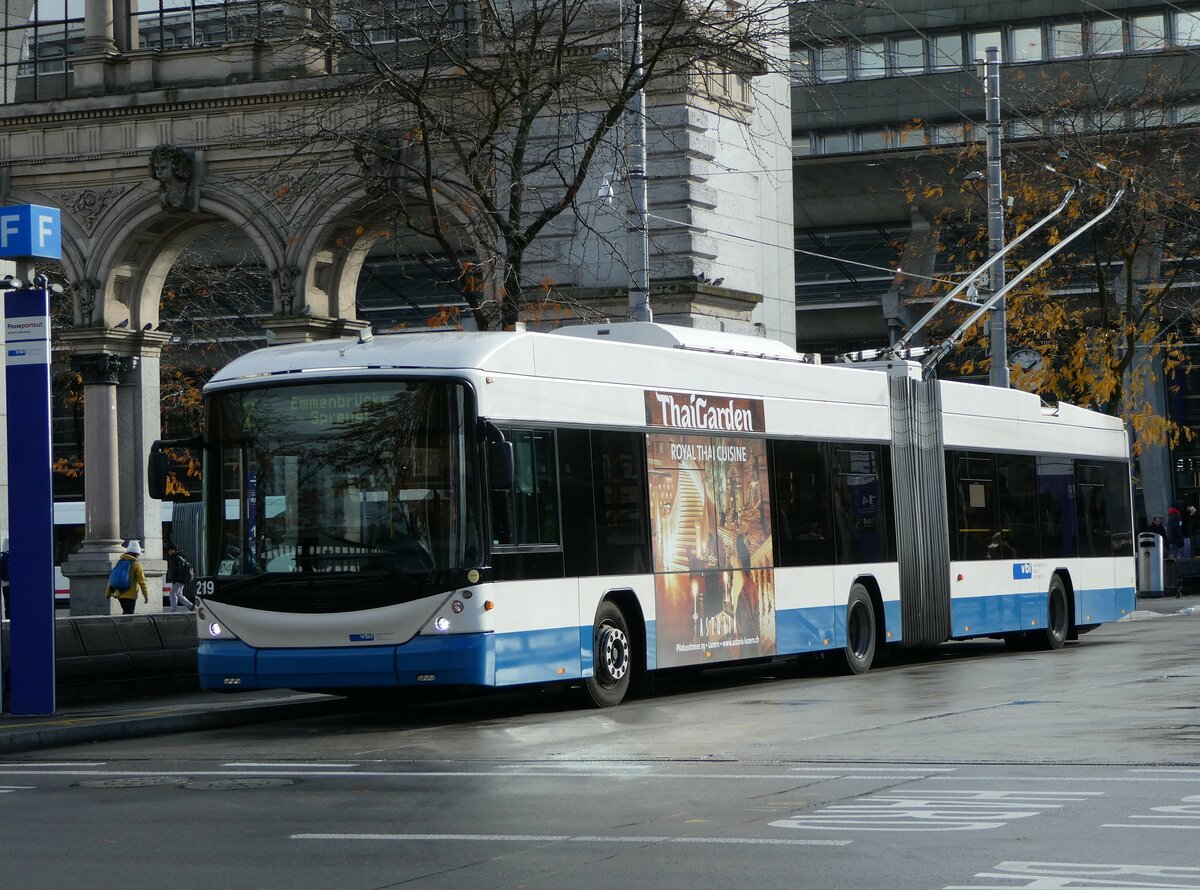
[198,634,495,691]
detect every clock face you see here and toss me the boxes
[1010,348,1043,372]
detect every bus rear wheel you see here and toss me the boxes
[583,601,633,708]
[835,584,877,675]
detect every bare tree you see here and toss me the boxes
[268,0,796,329]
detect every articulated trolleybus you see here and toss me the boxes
[148,322,1135,707]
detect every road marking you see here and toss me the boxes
[222,762,359,768]
[1106,794,1200,831]
[0,786,35,793]
[291,832,851,847]
[930,775,1200,784]
[0,762,105,767]
[772,789,1102,833]
[0,768,846,781]
[788,766,957,780]
[946,860,1200,888]
[791,766,957,772]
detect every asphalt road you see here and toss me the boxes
[2,607,1199,890]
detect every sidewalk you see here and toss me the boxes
[0,688,339,756]
[1132,590,1200,616]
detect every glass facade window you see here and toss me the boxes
[789,49,812,84]
[896,125,927,147]
[1009,118,1041,138]
[1012,26,1044,61]
[932,122,970,144]
[792,134,812,156]
[1051,22,1084,58]
[1131,13,1165,51]
[892,36,924,73]
[819,132,851,154]
[1091,18,1124,55]
[816,44,848,82]
[971,30,1003,62]
[931,34,963,69]
[1176,103,1200,124]
[1176,11,1200,45]
[858,129,890,151]
[856,40,886,78]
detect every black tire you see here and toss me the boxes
[1032,575,1070,651]
[835,584,877,675]
[583,601,634,708]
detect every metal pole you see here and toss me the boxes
[985,46,1008,388]
[627,0,652,323]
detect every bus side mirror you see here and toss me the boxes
[147,443,170,500]
[489,440,514,491]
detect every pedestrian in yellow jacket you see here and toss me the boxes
[106,540,150,614]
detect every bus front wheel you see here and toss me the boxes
[584,601,633,708]
[835,584,877,675]
[1033,576,1070,651]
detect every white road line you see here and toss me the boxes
[1103,823,1200,830]
[0,786,35,793]
[222,763,359,768]
[0,763,105,767]
[930,775,1200,783]
[291,833,851,846]
[1129,769,1200,774]
[0,768,850,780]
[790,767,957,773]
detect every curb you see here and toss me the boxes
[0,695,339,756]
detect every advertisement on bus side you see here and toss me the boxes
[646,432,776,669]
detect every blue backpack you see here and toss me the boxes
[108,559,133,592]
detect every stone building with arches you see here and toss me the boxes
[0,1,795,613]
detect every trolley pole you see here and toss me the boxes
[984,46,1008,388]
[627,0,652,323]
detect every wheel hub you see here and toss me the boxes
[598,624,629,685]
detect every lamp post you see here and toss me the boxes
[984,45,1008,388]
[627,0,652,323]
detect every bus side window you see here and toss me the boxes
[772,440,834,567]
[491,427,561,547]
[997,455,1039,558]
[593,431,650,574]
[832,446,887,564]
[951,454,998,560]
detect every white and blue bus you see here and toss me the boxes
[148,322,1135,706]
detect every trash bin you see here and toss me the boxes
[1138,532,1164,598]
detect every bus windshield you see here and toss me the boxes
[206,380,481,577]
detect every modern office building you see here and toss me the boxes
[788,0,1200,516]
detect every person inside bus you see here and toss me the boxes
[987,532,1015,560]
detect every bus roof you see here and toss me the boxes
[205,322,1126,458]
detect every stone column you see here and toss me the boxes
[84,0,119,55]
[61,352,130,616]
[117,331,171,612]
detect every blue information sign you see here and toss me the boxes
[4,287,56,714]
[0,205,62,259]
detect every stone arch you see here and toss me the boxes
[291,176,497,323]
[83,184,287,329]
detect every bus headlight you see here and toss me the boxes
[434,617,451,631]
[451,599,464,614]
[208,622,224,638]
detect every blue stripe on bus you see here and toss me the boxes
[949,587,1135,638]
